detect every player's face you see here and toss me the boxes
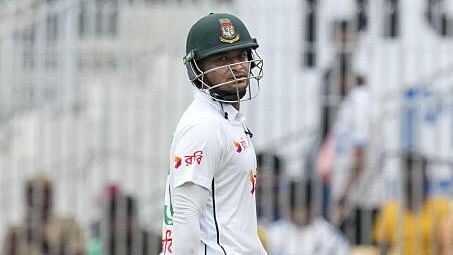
[200,49,251,93]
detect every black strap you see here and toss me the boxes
[211,179,227,254]
[220,102,229,120]
[244,126,253,138]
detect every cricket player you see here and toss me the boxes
[160,13,266,255]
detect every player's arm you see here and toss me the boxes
[171,121,223,254]
[173,182,210,254]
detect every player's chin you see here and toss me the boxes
[224,80,249,91]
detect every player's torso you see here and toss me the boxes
[215,121,258,203]
[165,94,266,254]
[200,120,265,255]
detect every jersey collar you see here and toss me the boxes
[194,91,245,124]
[223,103,248,125]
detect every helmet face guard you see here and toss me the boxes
[184,13,264,103]
[185,49,263,103]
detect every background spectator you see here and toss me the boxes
[266,179,350,255]
[373,152,450,255]
[1,175,85,255]
[327,75,383,245]
[87,183,158,255]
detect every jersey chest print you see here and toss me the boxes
[233,137,248,153]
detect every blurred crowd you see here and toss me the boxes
[256,151,453,255]
[2,83,453,255]
[2,79,453,255]
[254,73,453,255]
[1,178,161,255]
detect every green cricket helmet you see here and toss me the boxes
[183,13,263,103]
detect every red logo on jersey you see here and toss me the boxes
[161,229,173,254]
[184,150,203,166]
[174,156,182,169]
[233,138,248,153]
[249,170,257,194]
[234,141,242,153]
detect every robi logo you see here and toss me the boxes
[160,229,173,254]
[174,151,204,169]
[174,156,182,169]
[234,141,242,153]
[233,138,248,153]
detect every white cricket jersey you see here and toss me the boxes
[161,91,267,255]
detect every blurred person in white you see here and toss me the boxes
[266,179,351,255]
[328,74,384,245]
[159,12,265,255]
[1,175,85,255]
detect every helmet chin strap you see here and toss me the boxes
[209,87,247,102]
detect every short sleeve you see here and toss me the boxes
[171,121,224,190]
